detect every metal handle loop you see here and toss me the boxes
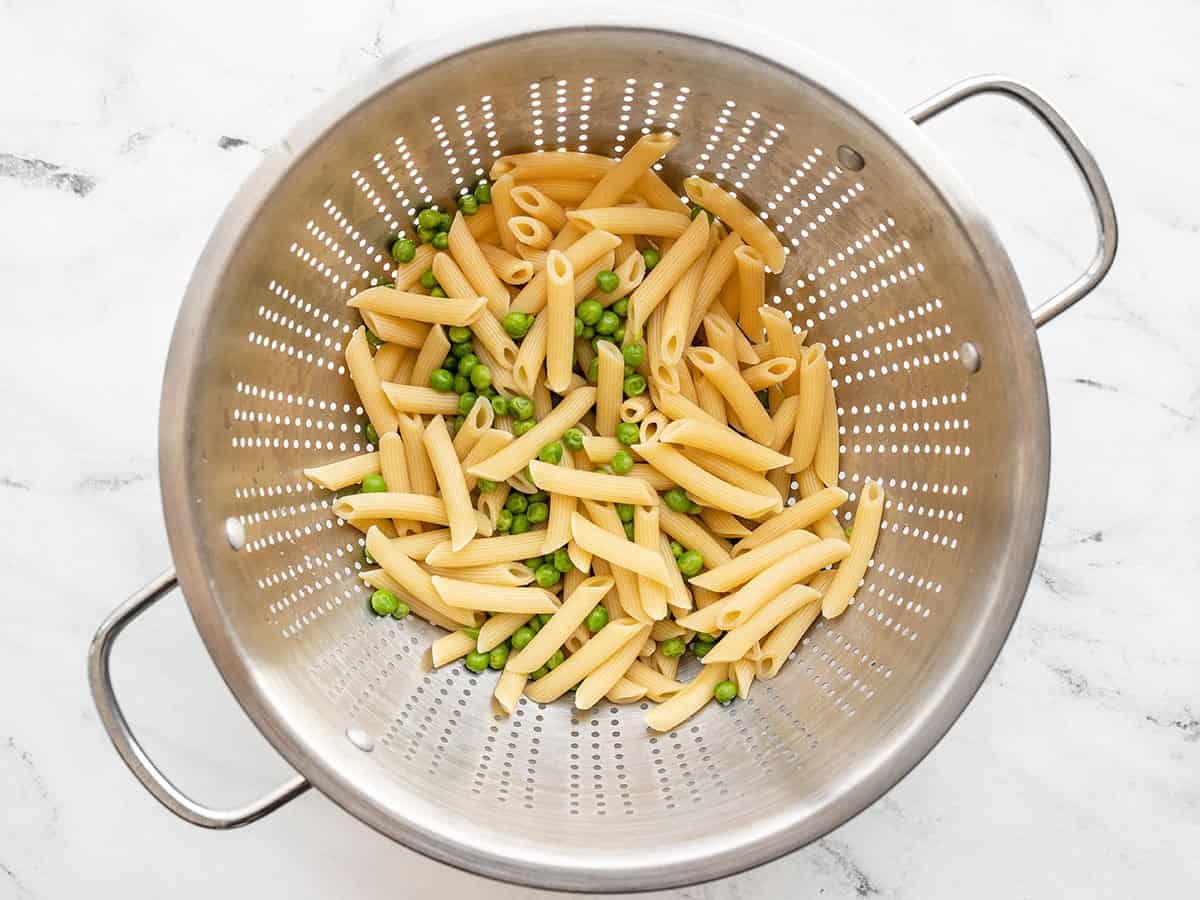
[88,569,310,827]
[908,75,1118,327]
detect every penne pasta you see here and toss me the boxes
[689,530,820,592]
[528,459,658,506]
[428,563,533,589]
[788,344,829,473]
[372,342,406,382]
[567,207,692,238]
[490,173,519,254]
[479,243,533,285]
[703,585,819,664]
[575,621,654,710]
[467,386,597,482]
[645,661,729,732]
[688,229,744,341]
[594,341,625,436]
[303,452,379,490]
[430,630,478,668]
[699,508,751,538]
[492,668,528,716]
[349,286,485,327]
[735,484,849,555]
[421,415,477,550]
[620,394,654,424]
[425,530,550,568]
[345,327,398,436]
[522,178,596,205]
[508,575,614,674]
[362,569,465,632]
[510,230,621,315]
[508,215,554,250]
[757,571,833,679]
[449,211,509,317]
[545,250,575,393]
[509,184,567,231]
[410,323,452,391]
[814,375,840,487]
[685,347,773,445]
[633,211,709,337]
[821,480,885,618]
[683,176,786,272]
[657,506,733,568]
[366,526,478,627]
[634,505,669,621]
[380,383,461,415]
[451,396,494,459]
[494,151,617,181]
[524,619,647,704]
[432,576,558,615]
[734,245,766,340]
[741,357,796,392]
[359,308,431,349]
[570,512,672,587]
[657,417,791,471]
[634,440,779,519]
[760,306,805,395]
[539,448,577,554]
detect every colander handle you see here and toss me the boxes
[908,76,1118,327]
[88,568,311,828]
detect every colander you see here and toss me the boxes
[87,11,1117,893]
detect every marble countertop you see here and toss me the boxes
[2,0,1197,897]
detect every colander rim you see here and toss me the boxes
[158,8,1049,892]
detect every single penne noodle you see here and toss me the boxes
[734,484,847,557]
[523,178,597,205]
[769,395,801,451]
[657,505,733,568]
[626,659,685,702]
[578,503,646,622]
[612,248,646,297]
[703,584,819,664]
[699,508,751,538]
[508,215,554,250]
[478,612,537,653]
[449,211,509,318]
[510,230,621,315]
[479,243,533,285]
[461,429,513,491]
[567,539,592,573]
[421,415,477,550]
[821,480,885,618]
[733,659,756,700]
[684,176,786,272]
[636,169,691,214]
[594,341,624,436]
[359,308,431,349]
[362,569,465,632]
[571,512,672,587]
[492,668,528,716]
[346,327,398,436]
[432,576,558,615]
[606,678,648,704]
[425,530,550,567]
[620,394,654,424]
[451,395,494,459]
[658,417,791,471]
[394,343,419,384]
[493,151,617,181]
[645,298,676,393]
[706,302,761,366]
[529,459,657,506]
[432,250,476,298]
[366,527,477,627]
[349,287,485,327]
[581,435,636,464]
[508,575,614,674]
[788,344,829,472]
[379,383,461,415]
[742,357,796,392]
[579,133,678,210]
[645,661,729,732]
[524,620,646,704]
[658,533,694,612]
[372,343,406,382]
[427,563,533,589]
[545,250,575,393]
[410,323,452,391]
[575,621,654,710]
[760,306,805,395]
[540,449,577,554]
[567,207,692,237]
[635,440,779,519]
[430,630,478,668]
[681,447,782,505]
[649,387,719,430]
[693,530,821,592]
[734,245,766,340]
[467,386,597,482]
[491,173,519,254]
[303,451,379,490]
[688,229,744,340]
[639,412,668,444]
[657,219,712,362]
[629,211,709,334]
[758,572,832,678]
[686,347,773,445]
[701,308,739,367]
[678,538,850,633]
[814,376,840,487]
[634,505,669,621]
[509,184,567,231]
[334,491,473,527]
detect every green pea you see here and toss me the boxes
[452,341,474,358]
[587,357,599,384]
[538,441,563,464]
[660,637,686,658]
[525,556,544,570]
[595,310,620,335]
[577,298,603,325]
[545,648,565,670]
[490,395,509,416]
[537,612,553,626]
[464,650,490,673]
[456,355,478,377]
[622,520,635,539]
[469,364,492,391]
[457,392,477,415]
[391,601,411,620]
[496,509,513,532]
[527,501,549,524]
[477,478,497,494]
[453,374,470,394]
[431,232,449,251]
[622,341,645,368]
[530,490,549,502]
[391,237,416,263]
[361,473,387,493]
[511,626,535,650]
[442,354,459,372]
[510,396,535,420]
[530,665,549,680]
[446,325,472,344]
[611,450,634,475]
[363,545,376,565]
[526,615,542,634]
[692,639,715,658]
[553,548,572,573]
[430,368,455,392]
[365,422,379,445]
[616,422,640,446]
[365,329,384,349]
[688,501,703,514]
[510,513,530,534]
[419,268,437,290]
[488,643,509,669]
[503,311,533,338]
[612,297,629,317]
[417,226,436,243]
[642,248,661,270]
[714,680,737,704]
[429,285,447,298]
[612,326,626,344]
[370,589,399,616]
[669,540,684,558]
[474,179,492,204]
[581,325,595,340]
[623,374,647,397]
[459,194,479,216]
[505,493,528,513]
[616,503,635,523]
[664,487,691,513]
[437,211,452,232]
[595,270,620,293]
[418,208,442,231]
[574,316,585,338]
[535,564,561,588]
[563,428,584,451]
[677,549,704,577]
[585,605,608,633]
[513,419,536,436]
[453,414,465,433]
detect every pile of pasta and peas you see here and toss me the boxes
[303,133,884,732]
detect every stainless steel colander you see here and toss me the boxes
[87,11,1116,893]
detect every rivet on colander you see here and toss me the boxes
[223,516,246,550]
[958,341,982,373]
[836,144,866,171]
[346,727,375,752]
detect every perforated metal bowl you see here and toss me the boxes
[88,11,1115,893]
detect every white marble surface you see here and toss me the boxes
[2,0,1198,897]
